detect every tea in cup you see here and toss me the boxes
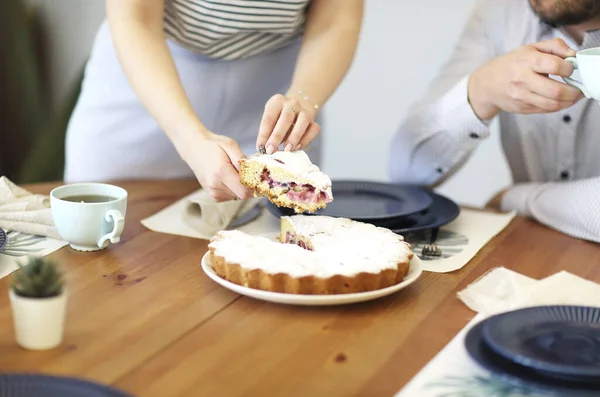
[50,183,127,251]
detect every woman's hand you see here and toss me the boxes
[254,0,363,154]
[255,92,321,154]
[180,132,254,202]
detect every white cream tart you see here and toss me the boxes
[208,215,413,295]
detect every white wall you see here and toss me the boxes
[33,0,511,207]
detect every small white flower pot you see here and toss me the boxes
[9,289,67,350]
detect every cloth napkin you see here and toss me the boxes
[141,189,267,239]
[396,267,600,396]
[0,176,61,239]
[457,266,600,315]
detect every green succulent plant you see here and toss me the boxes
[11,257,64,298]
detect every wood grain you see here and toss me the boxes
[1,180,599,397]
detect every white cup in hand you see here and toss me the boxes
[562,47,600,101]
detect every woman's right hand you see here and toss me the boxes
[180,132,254,202]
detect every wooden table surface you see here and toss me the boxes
[1,179,599,397]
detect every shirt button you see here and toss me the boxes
[563,114,571,123]
[560,170,569,179]
[469,132,480,139]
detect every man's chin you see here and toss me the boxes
[529,0,600,26]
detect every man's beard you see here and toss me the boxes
[529,0,600,26]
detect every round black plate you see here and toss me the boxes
[381,191,460,234]
[266,181,433,221]
[0,374,132,397]
[465,321,600,396]
[482,305,600,378]
[0,229,6,253]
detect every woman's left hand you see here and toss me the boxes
[256,93,320,154]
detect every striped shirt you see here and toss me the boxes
[163,0,310,60]
[389,0,600,243]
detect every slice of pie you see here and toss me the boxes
[208,215,414,295]
[239,150,333,213]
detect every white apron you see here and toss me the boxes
[64,20,322,182]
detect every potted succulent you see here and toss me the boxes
[9,257,67,350]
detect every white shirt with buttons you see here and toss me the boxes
[388,0,600,243]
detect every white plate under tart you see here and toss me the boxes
[200,251,422,306]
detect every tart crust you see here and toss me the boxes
[239,155,329,214]
[208,245,411,295]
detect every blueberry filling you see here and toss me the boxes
[284,231,313,251]
[260,167,270,182]
[259,168,329,203]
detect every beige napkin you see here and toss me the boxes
[0,176,61,239]
[141,189,265,240]
[457,266,600,315]
[183,189,262,236]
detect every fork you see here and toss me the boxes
[421,227,442,257]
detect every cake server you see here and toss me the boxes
[228,201,264,228]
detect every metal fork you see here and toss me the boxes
[421,227,442,257]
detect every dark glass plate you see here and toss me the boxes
[266,181,433,221]
[379,191,460,234]
[0,374,132,397]
[465,320,600,396]
[482,305,600,378]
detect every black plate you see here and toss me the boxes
[482,305,600,378]
[0,228,6,253]
[266,181,433,221]
[379,191,460,234]
[0,374,132,397]
[465,320,600,396]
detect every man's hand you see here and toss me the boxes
[468,38,585,120]
[179,132,254,202]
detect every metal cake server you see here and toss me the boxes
[228,201,264,228]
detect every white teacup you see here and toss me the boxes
[562,47,600,100]
[50,183,127,252]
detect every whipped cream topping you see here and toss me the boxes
[209,215,413,278]
[247,150,332,191]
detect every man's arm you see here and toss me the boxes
[500,179,600,243]
[388,0,495,185]
[388,0,582,186]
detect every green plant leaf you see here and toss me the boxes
[11,256,64,298]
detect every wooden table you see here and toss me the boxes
[1,180,599,397]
